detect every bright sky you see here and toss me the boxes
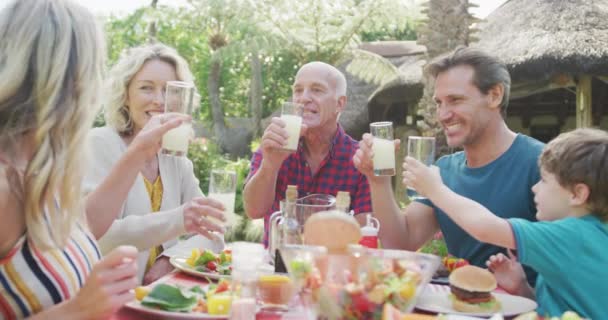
[0,0,508,18]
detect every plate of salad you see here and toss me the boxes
[170,248,233,280]
[126,281,232,319]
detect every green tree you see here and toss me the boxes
[256,0,423,86]
[184,0,292,156]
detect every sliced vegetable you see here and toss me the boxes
[140,284,200,312]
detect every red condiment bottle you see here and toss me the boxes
[359,214,380,248]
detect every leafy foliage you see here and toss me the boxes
[419,235,448,257]
[255,0,421,65]
[346,49,400,86]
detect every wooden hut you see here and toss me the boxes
[340,41,426,139]
[474,0,608,141]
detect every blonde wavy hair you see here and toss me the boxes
[0,0,105,250]
[104,43,194,135]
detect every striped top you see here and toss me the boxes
[0,224,101,319]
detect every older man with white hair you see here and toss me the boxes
[244,61,372,247]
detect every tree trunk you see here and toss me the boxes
[147,0,158,42]
[576,75,592,128]
[208,56,226,140]
[249,50,263,136]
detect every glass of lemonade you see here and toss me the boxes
[208,169,238,228]
[370,121,396,176]
[257,272,296,312]
[406,136,436,200]
[161,81,196,156]
[279,102,303,152]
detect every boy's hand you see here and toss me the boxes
[402,156,443,198]
[486,250,527,295]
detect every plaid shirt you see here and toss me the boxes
[247,124,372,247]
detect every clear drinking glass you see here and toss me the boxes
[256,271,296,312]
[161,81,196,156]
[406,136,436,200]
[279,102,303,152]
[208,169,238,227]
[370,121,396,176]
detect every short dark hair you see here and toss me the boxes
[540,128,608,221]
[425,46,511,117]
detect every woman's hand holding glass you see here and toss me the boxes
[69,246,138,319]
[129,113,190,159]
[402,157,443,199]
[182,196,226,240]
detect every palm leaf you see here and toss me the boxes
[345,49,400,86]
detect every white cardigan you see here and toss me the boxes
[84,127,220,281]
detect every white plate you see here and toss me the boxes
[124,300,228,319]
[415,291,537,317]
[170,256,231,280]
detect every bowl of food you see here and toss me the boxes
[279,244,327,290]
[280,244,440,320]
[335,245,440,319]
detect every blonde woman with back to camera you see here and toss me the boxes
[0,0,138,318]
[84,43,226,285]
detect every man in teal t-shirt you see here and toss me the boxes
[422,134,543,283]
[354,47,542,285]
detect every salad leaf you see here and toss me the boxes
[141,284,200,312]
[289,259,312,278]
[194,250,217,266]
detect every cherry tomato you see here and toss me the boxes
[206,261,217,271]
[215,280,229,294]
[454,259,469,269]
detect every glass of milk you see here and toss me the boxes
[406,136,436,200]
[208,169,238,228]
[279,102,303,152]
[161,81,196,156]
[370,121,396,176]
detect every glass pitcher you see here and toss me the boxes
[268,193,336,260]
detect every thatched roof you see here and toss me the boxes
[474,0,608,82]
[367,57,425,106]
[340,41,427,138]
[366,42,426,119]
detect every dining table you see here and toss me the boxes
[109,270,528,320]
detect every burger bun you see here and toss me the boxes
[303,210,361,252]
